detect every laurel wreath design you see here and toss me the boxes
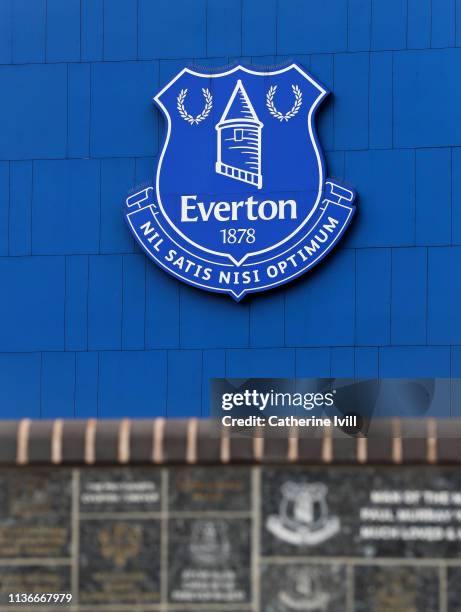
[177,88,213,125]
[266,84,303,121]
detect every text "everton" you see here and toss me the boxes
[180,194,297,222]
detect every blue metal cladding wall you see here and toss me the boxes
[0,0,460,418]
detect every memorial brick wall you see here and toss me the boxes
[0,418,460,610]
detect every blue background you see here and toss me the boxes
[0,0,460,419]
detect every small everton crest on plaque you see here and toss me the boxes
[266,481,340,546]
[125,64,356,300]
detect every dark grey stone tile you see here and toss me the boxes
[168,517,251,604]
[0,469,71,558]
[79,518,161,605]
[354,565,439,612]
[262,467,359,557]
[79,468,161,513]
[0,565,71,607]
[168,467,251,512]
[262,466,461,558]
[260,562,347,612]
[447,567,461,611]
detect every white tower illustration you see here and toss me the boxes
[215,80,263,189]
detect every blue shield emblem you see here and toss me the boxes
[125,64,356,300]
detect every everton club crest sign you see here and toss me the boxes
[125,64,356,300]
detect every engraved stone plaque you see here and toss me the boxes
[262,467,461,558]
[0,565,71,607]
[169,467,251,512]
[0,470,71,558]
[260,563,347,612]
[79,518,161,605]
[168,518,251,604]
[79,468,161,513]
[354,565,439,611]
